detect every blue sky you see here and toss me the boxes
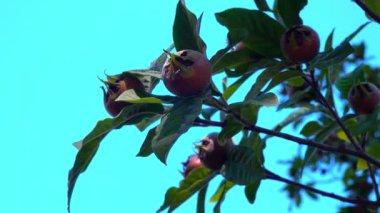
[0,0,379,212]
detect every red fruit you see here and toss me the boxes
[182,154,203,177]
[348,82,380,114]
[281,25,320,64]
[161,49,212,96]
[197,132,234,171]
[102,75,145,117]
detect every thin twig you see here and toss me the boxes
[194,118,380,168]
[265,169,380,206]
[361,132,380,201]
[352,0,380,24]
[303,71,362,152]
[368,163,380,201]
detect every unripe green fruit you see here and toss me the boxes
[161,49,212,96]
[348,82,380,114]
[281,25,320,64]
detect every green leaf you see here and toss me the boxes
[245,179,261,204]
[152,97,202,163]
[247,92,279,107]
[67,104,164,212]
[196,184,208,213]
[300,121,323,137]
[298,120,340,179]
[173,0,205,52]
[221,146,265,185]
[276,0,307,27]
[254,0,272,11]
[357,158,368,170]
[216,9,286,57]
[344,22,370,43]
[117,89,163,104]
[135,114,162,132]
[240,102,261,124]
[365,0,380,20]
[212,180,233,213]
[245,63,287,99]
[148,44,174,71]
[157,167,215,212]
[222,74,251,101]
[264,107,317,140]
[225,58,279,78]
[309,41,354,70]
[212,50,263,74]
[240,132,266,164]
[347,108,380,135]
[209,180,235,202]
[136,127,157,157]
[324,29,334,51]
[335,64,366,98]
[262,69,303,93]
[219,114,244,141]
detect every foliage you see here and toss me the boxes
[67,0,380,212]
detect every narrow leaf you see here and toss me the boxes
[223,74,251,100]
[157,167,215,212]
[196,184,208,213]
[67,104,164,212]
[216,9,285,57]
[136,127,157,157]
[210,180,235,202]
[221,146,265,185]
[276,0,307,27]
[173,0,205,52]
[152,97,202,163]
[309,41,354,70]
[245,179,261,204]
[254,0,272,11]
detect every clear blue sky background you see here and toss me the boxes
[0,0,379,212]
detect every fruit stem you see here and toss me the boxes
[303,68,363,152]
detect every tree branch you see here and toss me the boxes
[303,73,362,152]
[194,118,380,168]
[352,0,380,24]
[265,169,380,207]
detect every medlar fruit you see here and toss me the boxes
[348,82,380,114]
[281,25,320,64]
[161,49,212,96]
[102,75,145,117]
[197,132,234,171]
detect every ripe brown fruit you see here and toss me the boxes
[182,154,203,177]
[102,75,145,117]
[348,82,380,114]
[281,25,320,64]
[197,132,234,171]
[161,49,212,96]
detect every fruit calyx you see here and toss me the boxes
[162,50,194,80]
